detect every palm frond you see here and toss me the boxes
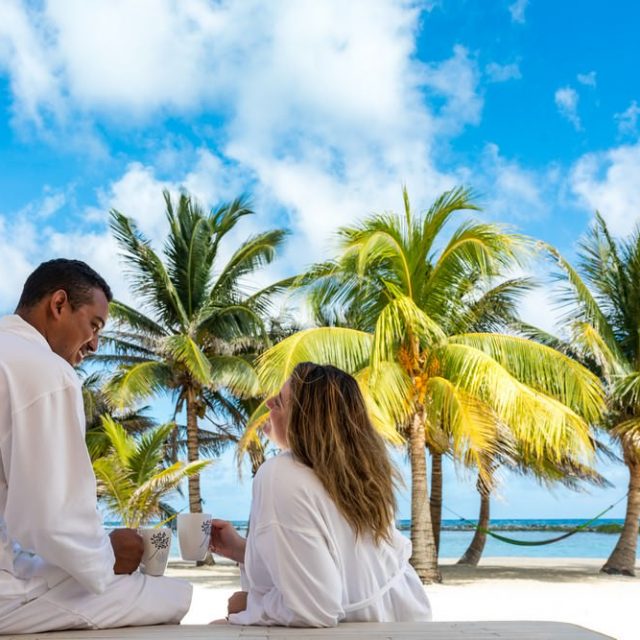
[257,327,373,395]
[106,361,173,409]
[424,377,502,481]
[211,229,289,299]
[371,295,445,366]
[544,242,624,365]
[209,355,260,397]
[99,415,136,465]
[110,209,189,329]
[163,334,212,385]
[128,422,175,487]
[108,300,168,337]
[448,333,605,423]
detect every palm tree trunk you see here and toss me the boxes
[186,392,202,514]
[186,391,216,566]
[458,477,490,566]
[409,409,441,583]
[429,451,443,556]
[601,456,640,576]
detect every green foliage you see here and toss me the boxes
[547,213,640,459]
[93,417,211,528]
[262,187,604,479]
[594,523,624,534]
[93,190,289,484]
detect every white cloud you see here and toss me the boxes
[577,71,597,88]
[475,143,546,221]
[508,0,529,24]
[615,100,640,138]
[571,142,640,235]
[420,45,483,134]
[0,1,489,301]
[0,215,36,310]
[13,186,68,220]
[92,163,173,249]
[517,284,563,335]
[554,86,581,130]
[485,61,521,83]
[0,0,65,128]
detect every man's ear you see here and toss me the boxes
[49,289,69,319]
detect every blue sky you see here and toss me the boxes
[1,0,638,520]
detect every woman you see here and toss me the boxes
[210,362,432,627]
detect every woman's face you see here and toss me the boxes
[264,379,291,449]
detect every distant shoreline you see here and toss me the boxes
[106,518,631,535]
[395,519,629,534]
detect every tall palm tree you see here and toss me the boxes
[252,188,604,583]
[100,190,289,515]
[546,213,640,575]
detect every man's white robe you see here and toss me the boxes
[0,315,191,633]
[229,451,432,627]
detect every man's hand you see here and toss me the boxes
[110,528,143,574]
[209,519,246,564]
[228,591,248,615]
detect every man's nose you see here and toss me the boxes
[87,335,99,353]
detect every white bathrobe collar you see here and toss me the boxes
[0,315,52,352]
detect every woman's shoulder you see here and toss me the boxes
[251,454,337,536]
[254,452,327,508]
[256,451,314,484]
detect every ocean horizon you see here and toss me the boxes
[106,518,634,560]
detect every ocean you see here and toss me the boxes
[110,518,632,560]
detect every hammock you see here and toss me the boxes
[444,492,628,547]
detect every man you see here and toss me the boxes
[0,259,192,633]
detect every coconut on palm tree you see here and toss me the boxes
[544,213,640,575]
[251,187,604,583]
[101,190,290,515]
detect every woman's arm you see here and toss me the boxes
[229,523,344,627]
[209,519,246,564]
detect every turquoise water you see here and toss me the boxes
[112,518,631,560]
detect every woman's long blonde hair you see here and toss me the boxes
[286,362,400,544]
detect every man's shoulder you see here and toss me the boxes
[0,329,78,403]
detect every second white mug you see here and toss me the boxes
[177,513,212,561]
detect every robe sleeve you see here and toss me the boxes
[228,523,344,627]
[3,383,115,594]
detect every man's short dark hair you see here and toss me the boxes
[16,259,113,310]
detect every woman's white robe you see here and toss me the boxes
[0,315,191,633]
[229,451,432,627]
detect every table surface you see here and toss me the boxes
[8,621,614,639]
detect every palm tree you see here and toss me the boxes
[94,417,210,528]
[100,190,289,515]
[253,188,604,583]
[545,213,640,575]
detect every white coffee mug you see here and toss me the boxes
[138,527,172,576]
[177,513,212,561]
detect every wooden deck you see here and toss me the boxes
[8,621,614,639]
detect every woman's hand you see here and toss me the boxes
[228,591,248,615]
[209,519,247,564]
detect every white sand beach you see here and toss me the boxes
[167,557,639,640]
